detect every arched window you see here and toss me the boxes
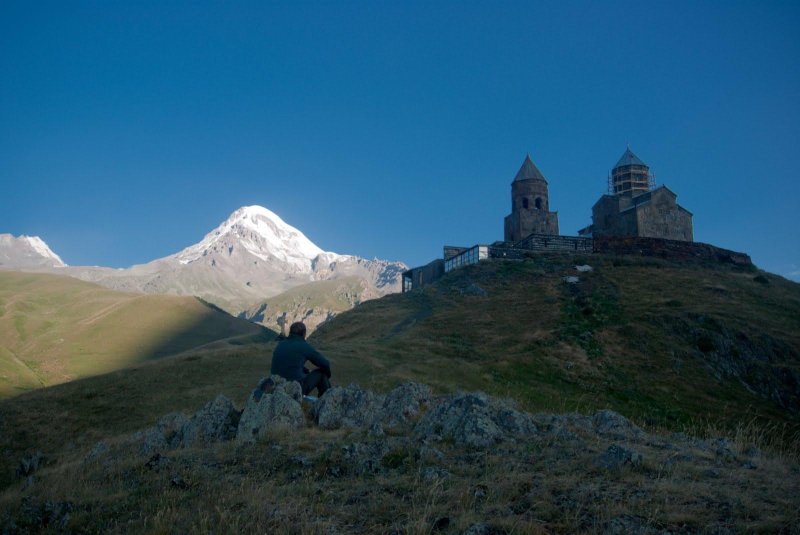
[535,197,542,209]
[522,198,529,209]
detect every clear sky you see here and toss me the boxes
[2,1,799,280]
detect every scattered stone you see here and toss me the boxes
[532,413,585,441]
[181,394,240,447]
[421,466,450,480]
[741,460,758,470]
[472,484,488,500]
[702,468,721,478]
[417,445,445,463]
[10,498,73,531]
[563,276,580,284]
[367,422,385,438]
[314,384,381,430]
[664,452,694,467]
[575,264,593,272]
[236,387,305,443]
[170,475,190,489]
[596,444,643,470]
[135,412,190,455]
[462,523,505,535]
[743,446,762,459]
[342,440,392,474]
[592,410,644,440]
[712,437,736,461]
[414,392,537,449]
[273,376,303,402]
[379,382,432,428]
[291,454,313,468]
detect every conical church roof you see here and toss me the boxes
[513,154,547,183]
[614,147,647,169]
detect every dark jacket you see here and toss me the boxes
[270,334,331,382]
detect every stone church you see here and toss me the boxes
[503,154,559,241]
[579,148,693,242]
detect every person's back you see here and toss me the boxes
[270,322,331,396]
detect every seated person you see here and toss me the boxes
[270,321,331,397]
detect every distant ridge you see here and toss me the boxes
[0,206,407,319]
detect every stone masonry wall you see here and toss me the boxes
[593,236,752,265]
[635,189,693,241]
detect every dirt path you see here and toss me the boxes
[7,349,46,386]
[79,296,142,326]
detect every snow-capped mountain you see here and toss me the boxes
[1,206,406,319]
[0,234,67,268]
[173,205,346,274]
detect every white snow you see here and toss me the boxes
[173,205,344,272]
[23,236,67,267]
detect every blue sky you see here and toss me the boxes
[2,1,799,280]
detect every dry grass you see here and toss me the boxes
[2,408,799,534]
[0,271,267,396]
[1,253,799,532]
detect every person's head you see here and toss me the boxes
[289,321,307,338]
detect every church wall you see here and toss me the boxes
[591,196,637,237]
[635,190,693,242]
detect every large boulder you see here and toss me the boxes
[134,413,190,455]
[314,382,431,431]
[314,384,382,430]
[379,382,432,428]
[596,444,643,470]
[592,410,644,440]
[414,392,537,449]
[181,395,240,447]
[237,381,305,443]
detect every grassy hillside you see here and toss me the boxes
[2,253,796,473]
[0,254,798,532]
[0,271,269,397]
[312,254,800,433]
[242,276,365,334]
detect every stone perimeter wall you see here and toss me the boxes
[404,235,752,291]
[593,236,752,266]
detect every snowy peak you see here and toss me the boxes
[0,234,67,268]
[172,205,344,272]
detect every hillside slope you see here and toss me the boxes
[0,271,269,397]
[240,276,372,334]
[0,254,798,531]
[312,253,800,430]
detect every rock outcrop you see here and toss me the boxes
[237,377,305,442]
[414,392,537,449]
[90,382,678,464]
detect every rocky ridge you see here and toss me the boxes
[56,379,798,533]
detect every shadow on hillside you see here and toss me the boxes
[131,298,277,361]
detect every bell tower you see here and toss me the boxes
[504,154,559,242]
[610,146,654,196]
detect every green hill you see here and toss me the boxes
[0,271,269,397]
[0,254,798,532]
[311,253,800,431]
[2,253,796,467]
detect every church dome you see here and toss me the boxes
[613,147,648,169]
